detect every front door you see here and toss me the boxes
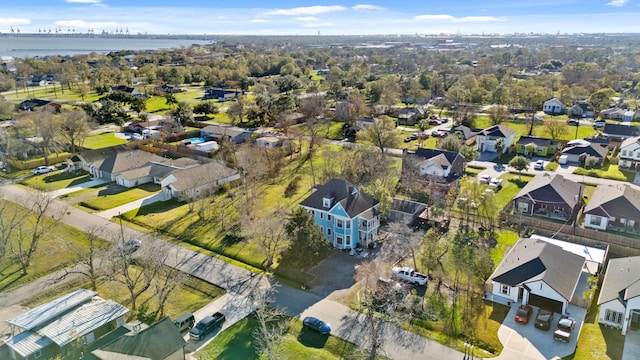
[631,311,640,331]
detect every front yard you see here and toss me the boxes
[573,163,634,182]
[20,170,92,191]
[78,183,161,211]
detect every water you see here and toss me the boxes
[0,35,211,58]
[185,137,206,144]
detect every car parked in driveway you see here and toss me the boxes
[534,309,554,330]
[32,166,55,175]
[189,312,226,341]
[479,174,491,184]
[553,316,576,342]
[534,160,545,170]
[303,316,331,335]
[515,304,533,324]
[489,178,503,189]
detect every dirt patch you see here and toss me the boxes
[0,304,28,344]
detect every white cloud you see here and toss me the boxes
[605,0,629,6]
[413,14,502,23]
[295,17,320,22]
[65,0,102,3]
[54,20,118,29]
[0,18,31,26]
[352,4,386,11]
[251,19,269,23]
[265,5,346,16]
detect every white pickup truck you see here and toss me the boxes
[391,266,428,286]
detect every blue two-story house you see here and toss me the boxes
[299,179,380,249]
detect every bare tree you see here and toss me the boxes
[58,109,91,153]
[488,105,508,125]
[251,282,288,360]
[152,243,187,319]
[10,191,63,275]
[54,226,108,290]
[249,214,290,271]
[385,222,423,270]
[356,118,401,160]
[0,197,23,261]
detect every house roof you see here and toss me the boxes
[583,183,640,220]
[201,124,250,138]
[448,125,480,140]
[620,136,640,149]
[98,150,166,175]
[299,178,379,219]
[91,317,186,360]
[78,145,130,165]
[110,85,137,93]
[478,124,516,138]
[117,162,178,181]
[544,98,564,106]
[8,289,97,331]
[167,161,238,191]
[603,124,640,138]
[413,148,464,166]
[513,173,581,209]
[490,237,585,301]
[6,296,129,357]
[561,142,609,158]
[517,136,555,148]
[598,256,640,305]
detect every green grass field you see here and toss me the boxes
[572,288,624,360]
[493,173,533,210]
[79,183,161,211]
[573,164,634,182]
[82,132,129,150]
[20,170,92,191]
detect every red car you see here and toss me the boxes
[515,305,533,324]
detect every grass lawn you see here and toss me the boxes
[20,170,92,191]
[573,164,634,182]
[196,312,380,360]
[473,118,598,141]
[490,230,519,265]
[493,173,533,210]
[79,183,161,211]
[0,201,112,293]
[6,85,102,103]
[82,132,129,150]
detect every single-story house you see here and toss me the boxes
[90,317,186,360]
[299,179,380,249]
[512,173,582,221]
[597,256,640,335]
[488,237,586,314]
[204,88,241,101]
[200,124,252,144]
[79,149,167,181]
[17,98,61,112]
[602,124,640,140]
[109,85,142,97]
[5,289,129,360]
[402,148,465,197]
[114,157,200,188]
[256,136,288,148]
[583,183,640,234]
[543,98,566,115]
[160,161,240,201]
[396,107,421,126]
[475,124,516,153]
[619,136,640,170]
[568,103,595,118]
[560,141,609,166]
[356,117,376,129]
[600,107,628,120]
[516,136,559,157]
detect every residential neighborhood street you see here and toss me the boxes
[0,183,464,360]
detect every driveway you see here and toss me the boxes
[495,303,586,360]
[95,191,167,219]
[47,177,110,198]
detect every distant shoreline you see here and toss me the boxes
[0,33,214,40]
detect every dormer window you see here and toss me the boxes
[323,197,333,208]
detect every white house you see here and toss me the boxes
[597,256,640,335]
[488,237,586,314]
[161,161,240,201]
[475,125,516,153]
[583,183,640,234]
[619,136,640,170]
[543,98,565,115]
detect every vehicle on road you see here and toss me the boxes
[479,174,491,184]
[116,239,142,254]
[32,166,55,175]
[515,305,533,324]
[303,316,331,335]
[553,316,576,342]
[431,130,440,137]
[392,266,428,286]
[534,160,545,170]
[567,119,579,126]
[593,120,606,128]
[534,309,554,330]
[489,178,503,189]
[189,312,226,341]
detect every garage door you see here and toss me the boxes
[528,294,563,313]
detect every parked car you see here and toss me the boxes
[567,119,579,126]
[392,266,428,286]
[534,160,545,170]
[534,309,554,330]
[489,178,503,189]
[32,166,55,175]
[303,316,331,335]
[553,316,576,342]
[116,239,142,254]
[515,305,533,324]
[593,120,606,128]
[479,174,491,184]
[189,312,226,341]
[173,312,196,332]
[431,130,440,137]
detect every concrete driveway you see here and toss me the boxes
[495,303,586,360]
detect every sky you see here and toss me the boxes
[2,0,640,35]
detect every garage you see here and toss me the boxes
[528,293,563,313]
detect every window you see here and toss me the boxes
[605,309,624,324]
[34,350,42,359]
[346,221,351,229]
[623,150,628,156]
[328,215,332,221]
[323,198,332,208]
[337,236,343,245]
[346,236,351,246]
[337,219,343,228]
[500,284,509,295]
[518,202,529,213]
[590,216,602,226]
[320,212,323,219]
[327,228,332,236]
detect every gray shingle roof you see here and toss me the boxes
[479,124,516,138]
[603,124,640,138]
[583,183,640,220]
[98,150,166,175]
[513,173,581,209]
[490,237,585,301]
[598,256,640,305]
[167,161,238,191]
[561,142,609,158]
[413,148,464,166]
[299,179,379,219]
[517,136,555,148]
[201,124,250,138]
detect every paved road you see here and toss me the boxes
[0,183,464,360]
